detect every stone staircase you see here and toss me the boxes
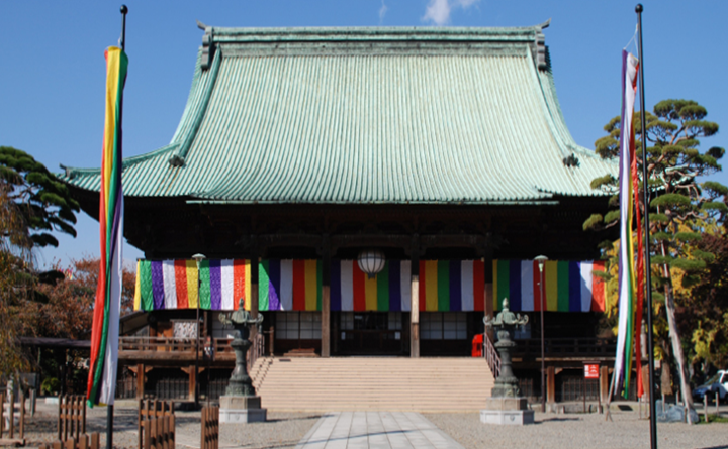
[249,356,494,412]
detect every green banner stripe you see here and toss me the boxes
[199,260,211,309]
[496,260,510,310]
[259,260,270,311]
[377,260,390,311]
[437,260,450,312]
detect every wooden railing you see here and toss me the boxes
[482,332,501,378]
[511,337,617,359]
[248,333,265,371]
[120,335,266,366]
[58,395,86,442]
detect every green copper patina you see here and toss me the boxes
[219,304,264,397]
[60,23,617,205]
[484,298,529,398]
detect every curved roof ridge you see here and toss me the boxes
[203,22,551,42]
[61,143,180,177]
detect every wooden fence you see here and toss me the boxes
[58,395,86,442]
[139,399,174,449]
[141,414,175,449]
[201,406,219,449]
[39,433,100,449]
[0,387,27,443]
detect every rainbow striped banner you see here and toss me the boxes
[135,259,250,311]
[615,50,641,398]
[259,259,323,312]
[87,46,127,408]
[331,260,412,312]
[492,260,606,313]
[417,260,485,312]
[134,259,322,312]
[134,258,607,314]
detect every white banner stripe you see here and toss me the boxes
[220,259,235,310]
[162,260,177,310]
[98,200,123,405]
[280,260,293,311]
[580,261,594,313]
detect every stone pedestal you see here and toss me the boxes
[219,396,267,423]
[480,398,534,425]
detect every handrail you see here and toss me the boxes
[482,332,501,378]
[247,333,265,371]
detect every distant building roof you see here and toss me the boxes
[61,24,616,205]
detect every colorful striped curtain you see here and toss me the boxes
[134,259,321,312]
[331,260,412,312]
[492,260,606,313]
[134,258,606,314]
[417,260,485,312]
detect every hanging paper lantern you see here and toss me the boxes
[357,249,386,278]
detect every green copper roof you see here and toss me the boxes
[61,24,617,205]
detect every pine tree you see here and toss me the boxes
[585,100,726,420]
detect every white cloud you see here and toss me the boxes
[379,0,388,24]
[422,0,480,26]
[423,0,451,25]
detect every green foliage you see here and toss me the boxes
[0,146,79,248]
[702,202,728,213]
[651,193,692,208]
[583,214,603,231]
[651,255,674,265]
[40,377,60,395]
[652,231,671,242]
[669,258,705,271]
[590,175,616,190]
[604,210,620,224]
[675,232,702,243]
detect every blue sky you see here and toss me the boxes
[1,0,727,268]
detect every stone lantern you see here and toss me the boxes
[480,298,534,425]
[217,303,267,423]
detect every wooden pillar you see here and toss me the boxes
[321,243,331,357]
[188,364,196,402]
[600,365,610,404]
[547,366,556,405]
[136,364,145,400]
[410,240,420,358]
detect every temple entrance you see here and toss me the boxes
[334,312,409,355]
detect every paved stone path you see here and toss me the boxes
[295,412,466,449]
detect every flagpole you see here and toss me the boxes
[635,4,657,449]
[106,8,126,449]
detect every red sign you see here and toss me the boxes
[584,364,600,379]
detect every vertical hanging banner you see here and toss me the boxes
[492,260,606,312]
[614,49,640,398]
[87,46,128,408]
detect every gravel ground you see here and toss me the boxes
[426,404,728,449]
[6,403,319,449]
[7,401,728,449]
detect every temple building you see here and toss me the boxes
[61,22,620,407]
